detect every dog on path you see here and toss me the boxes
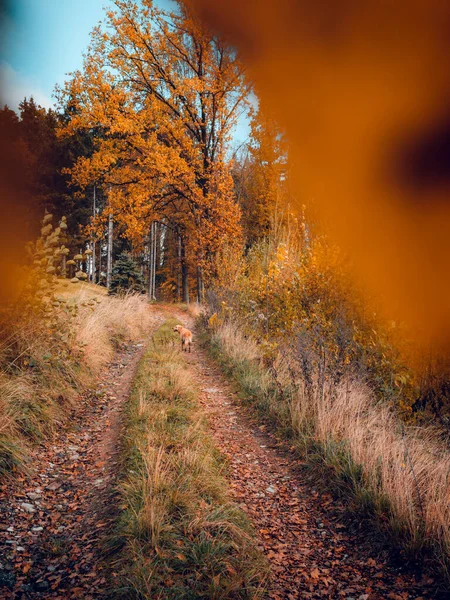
[173,325,193,353]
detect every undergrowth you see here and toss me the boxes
[200,318,450,589]
[0,287,154,477]
[109,318,266,599]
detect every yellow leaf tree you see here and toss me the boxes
[58,0,248,301]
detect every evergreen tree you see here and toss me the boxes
[2,97,96,250]
[109,252,145,295]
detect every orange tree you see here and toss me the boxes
[213,99,420,413]
[232,101,288,244]
[57,0,247,301]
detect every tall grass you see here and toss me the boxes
[0,288,154,476]
[186,302,203,319]
[110,319,266,599]
[76,292,155,371]
[204,319,450,583]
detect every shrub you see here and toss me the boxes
[212,231,422,416]
[109,252,146,295]
[0,286,154,477]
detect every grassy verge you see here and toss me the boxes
[110,319,266,599]
[201,319,450,586]
[0,284,154,476]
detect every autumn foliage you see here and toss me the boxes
[58,0,247,302]
[188,0,450,353]
[2,0,450,593]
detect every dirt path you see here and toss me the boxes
[174,312,439,600]
[0,306,442,599]
[0,314,162,599]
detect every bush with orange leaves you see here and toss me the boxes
[204,221,450,583]
[209,218,424,418]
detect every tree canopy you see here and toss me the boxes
[58,0,249,300]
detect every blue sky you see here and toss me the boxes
[0,0,249,143]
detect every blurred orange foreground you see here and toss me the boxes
[188,0,450,350]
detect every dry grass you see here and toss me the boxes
[206,319,450,582]
[54,278,108,301]
[291,381,450,563]
[76,292,155,372]
[0,375,26,472]
[111,318,266,599]
[213,321,261,364]
[186,302,203,319]
[0,285,154,476]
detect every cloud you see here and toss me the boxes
[0,61,54,111]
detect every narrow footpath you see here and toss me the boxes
[0,306,442,599]
[179,313,440,600]
[0,312,162,599]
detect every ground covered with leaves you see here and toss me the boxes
[0,335,153,599]
[0,307,443,599]
[110,317,265,598]
[184,317,442,600]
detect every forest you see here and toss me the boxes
[1,0,450,598]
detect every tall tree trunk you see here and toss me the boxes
[152,222,157,300]
[148,224,153,298]
[61,255,66,278]
[181,238,189,304]
[98,241,102,285]
[177,234,182,302]
[196,265,204,303]
[201,268,205,303]
[148,222,157,300]
[106,213,113,289]
[91,185,96,284]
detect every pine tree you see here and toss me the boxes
[109,252,145,295]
